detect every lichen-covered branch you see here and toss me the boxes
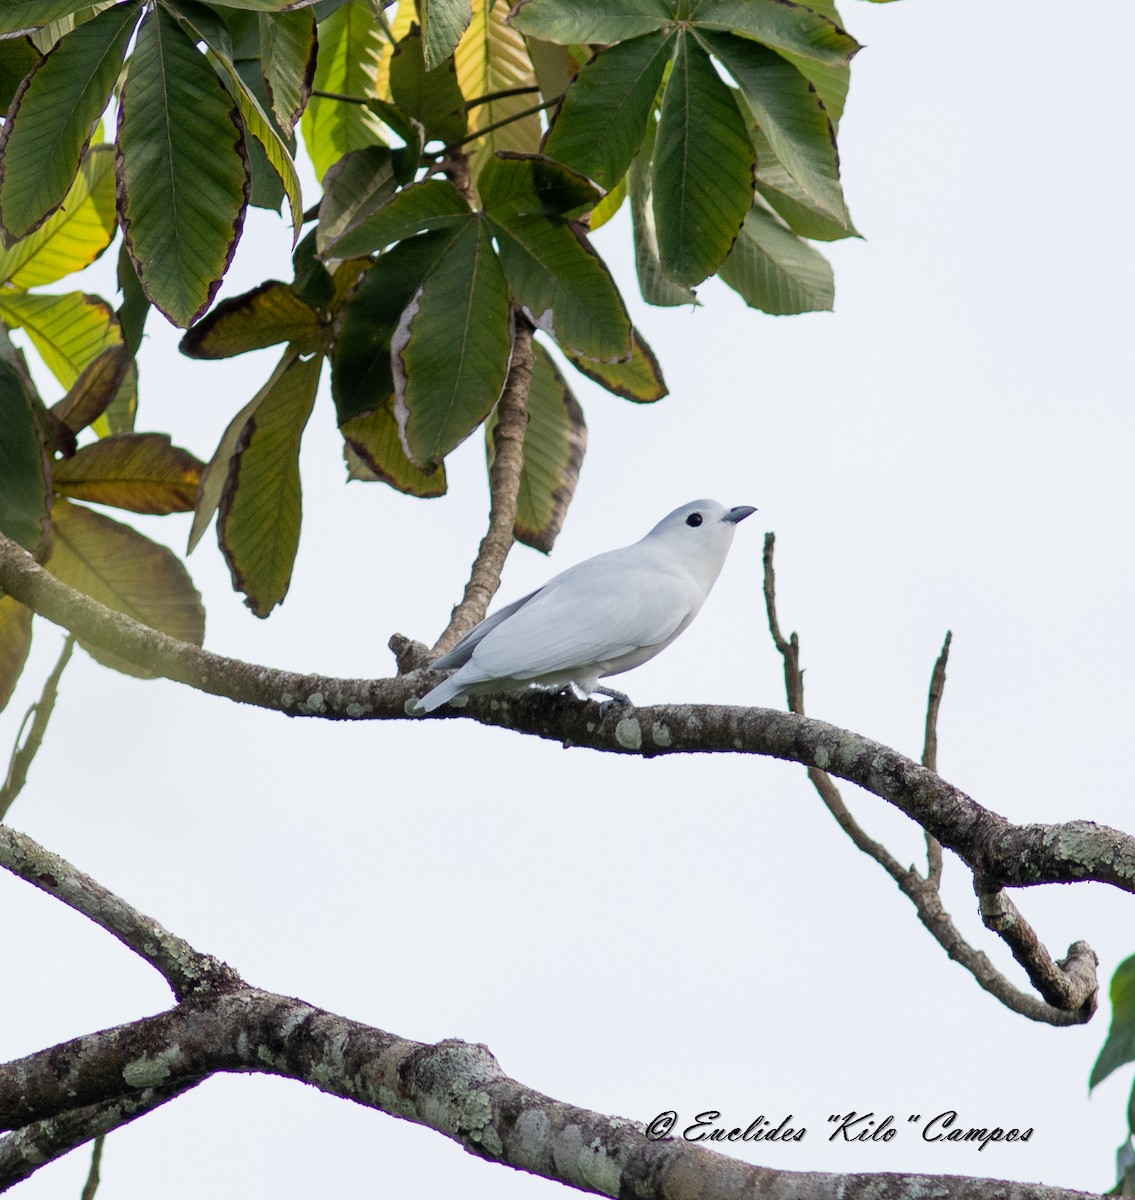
[432,316,534,655]
[0,825,240,1000]
[0,977,1105,1200]
[0,532,1132,901]
[761,533,1097,1024]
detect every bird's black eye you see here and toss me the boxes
[686,513,703,527]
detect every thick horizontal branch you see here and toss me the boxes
[0,986,1102,1200]
[1,534,1132,896]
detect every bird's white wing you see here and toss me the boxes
[466,551,695,682]
[431,587,543,670]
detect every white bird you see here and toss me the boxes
[413,499,756,713]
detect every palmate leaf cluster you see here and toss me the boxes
[0,0,866,703]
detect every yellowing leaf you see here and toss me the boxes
[179,280,323,359]
[216,351,322,617]
[47,497,205,678]
[0,144,116,288]
[342,404,447,498]
[0,594,33,715]
[53,433,204,514]
[0,289,122,389]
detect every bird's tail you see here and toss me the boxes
[412,674,464,714]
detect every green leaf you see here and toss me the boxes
[0,594,32,716]
[342,404,447,497]
[478,150,597,218]
[523,33,576,101]
[314,145,398,254]
[628,111,697,307]
[488,212,630,361]
[390,25,468,144]
[50,344,130,436]
[260,9,317,130]
[198,0,321,10]
[331,228,467,424]
[47,497,205,677]
[563,327,667,402]
[53,433,204,514]
[0,37,40,112]
[0,144,116,289]
[652,30,753,286]
[117,7,250,326]
[180,280,323,359]
[422,0,472,70]
[0,1,120,41]
[1092,956,1135,1090]
[116,241,150,358]
[749,119,856,241]
[197,36,303,240]
[0,359,50,556]
[702,29,846,224]
[0,2,138,243]
[393,220,512,467]
[543,30,672,190]
[770,0,850,123]
[300,0,386,181]
[508,0,673,44]
[321,177,469,258]
[454,0,540,173]
[487,340,584,552]
[694,0,858,67]
[718,201,834,314]
[0,290,122,389]
[216,351,321,617]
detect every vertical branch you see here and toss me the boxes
[80,1134,105,1200]
[431,316,534,656]
[922,632,951,889]
[0,634,74,820]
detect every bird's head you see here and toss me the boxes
[642,499,757,574]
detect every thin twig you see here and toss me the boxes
[0,825,241,1000]
[465,84,542,110]
[80,1133,104,1200]
[760,532,1096,1024]
[0,634,74,820]
[443,97,557,151]
[431,317,534,656]
[922,632,951,888]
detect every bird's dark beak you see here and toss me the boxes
[723,505,757,524]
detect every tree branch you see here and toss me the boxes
[0,1087,186,1191]
[760,534,1099,1023]
[922,633,949,888]
[0,979,1105,1200]
[431,316,534,655]
[0,633,73,820]
[0,533,1132,901]
[0,825,241,1000]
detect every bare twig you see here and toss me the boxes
[443,97,558,152]
[0,634,74,820]
[0,825,241,1000]
[760,533,1097,1024]
[922,632,951,888]
[0,531,1131,899]
[80,1133,105,1200]
[431,317,534,656]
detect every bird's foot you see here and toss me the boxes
[593,685,632,706]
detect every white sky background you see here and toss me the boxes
[3,0,1135,1194]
